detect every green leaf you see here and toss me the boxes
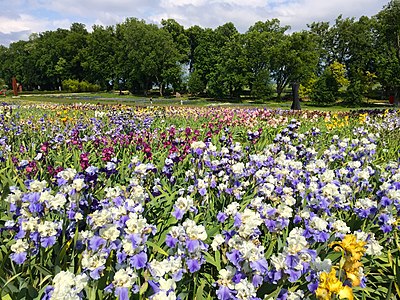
[1,272,22,294]
[55,239,72,266]
[265,238,276,259]
[204,251,220,269]
[206,227,219,240]
[146,241,168,256]
[33,265,52,276]
[1,294,12,300]
[139,281,148,295]
[27,285,38,298]
[195,280,205,300]
[214,250,221,271]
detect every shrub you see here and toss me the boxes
[344,79,365,104]
[250,70,274,99]
[62,79,101,92]
[310,71,338,104]
[187,70,205,95]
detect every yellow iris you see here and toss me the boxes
[358,113,368,124]
[325,114,349,130]
[316,235,367,299]
[337,286,354,300]
[330,234,366,262]
[316,268,354,300]
[331,234,366,287]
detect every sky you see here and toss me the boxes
[0,0,390,46]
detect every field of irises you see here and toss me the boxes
[0,102,399,300]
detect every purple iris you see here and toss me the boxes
[89,236,106,251]
[217,212,228,223]
[130,251,147,269]
[186,258,201,273]
[115,287,129,300]
[172,207,185,220]
[226,250,242,268]
[41,236,56,248]
[165,234,178,248]
[11,252,27,264]
[216,286,235,300]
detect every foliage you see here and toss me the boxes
[270,30,319,99]
[299,75,317,100]
[376,0,400,105]
[310,68,339,103]
[187,70,205,95]
[344,79,365,104]
[344,71,377,104]
[329,61,349,88]
[0,78,7,89]
[62,79,100,92]
[309,61,352,104]
[0,4,399,104]
[250,69,274,99]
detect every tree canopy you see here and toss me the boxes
[0,1,398,105]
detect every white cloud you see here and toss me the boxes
[0,14,48,34]
[160,0,208,7]
[0,0,389,45]
[271,0,388,30]
[160,0,266,7]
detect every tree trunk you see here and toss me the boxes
[397,32,400,62]
[276,87,283,100]
[12,77,18,96]
[291,82,301,110]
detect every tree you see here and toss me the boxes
[191,23,243,98]
[161,19,190,64]
[309,15,379,105]
[81,25,117,90]
[270,30,319,108]
[329,61,349,88]
[63,23,89,81]
[244,19,288,100]
[216,31,248,98]
[376,0,400,105]
[185,25,205,74]
[116,18,182,96]
[190,28,216,95]
[308,21,331,73]
[3,39,39,91]
[310,68,340,104]
[28,23,89,90]
[310,61,348,104]
[187,70,205,95]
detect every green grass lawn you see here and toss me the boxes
[4,91,396,111]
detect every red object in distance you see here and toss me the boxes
[12,77,18,96]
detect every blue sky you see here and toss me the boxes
[0,0,390,46]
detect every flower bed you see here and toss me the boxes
[0,103,399,300]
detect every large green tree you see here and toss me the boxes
[116,18,182,95]
[30,25,90,90]
[244,19,288,99]
[185,25,205,74]
[376,0,400,105]
[191,23,241,97]
[81,25,117,90]
[205,23,244,98]
[270,30,319,104]
[161,19,190,65]
[309,15,378,104]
